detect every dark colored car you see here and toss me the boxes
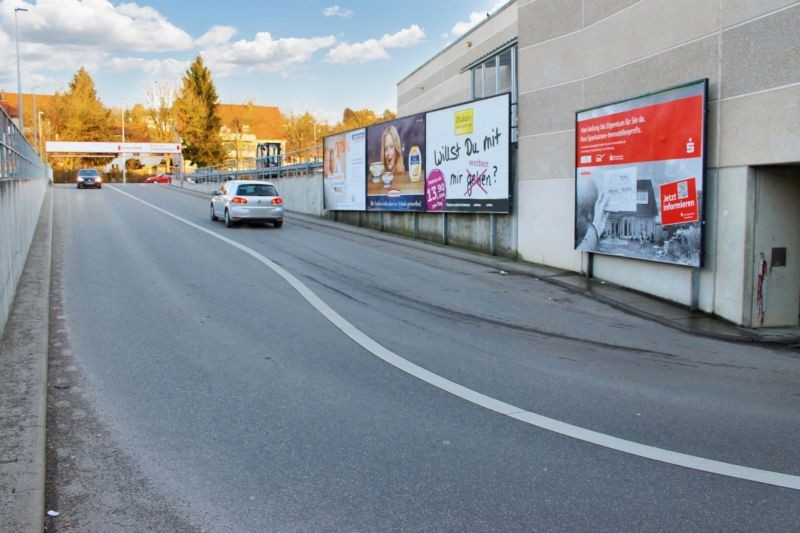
[76,169,102,189]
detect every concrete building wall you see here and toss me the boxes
[389,2,520,258]
[331,0,800,326]
[512,0,800,324]
[397,2,518,116]
[748,166,800,327]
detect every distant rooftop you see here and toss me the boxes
[217,103,284,140]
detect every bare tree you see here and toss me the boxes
[144,81,179,142]
[221,100,256,169]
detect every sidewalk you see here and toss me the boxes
[281,208,800,347]
[0,189,51,533]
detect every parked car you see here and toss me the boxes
[146,173,172,184]
[210,180,284,228]
[76,168,102,189]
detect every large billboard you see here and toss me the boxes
[365,114,426,212]
[323,129,366,211]
[425,93,510,213]
[574,79,707,267]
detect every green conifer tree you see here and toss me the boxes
[175,55,224,167]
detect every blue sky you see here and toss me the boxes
[0,0,506,122]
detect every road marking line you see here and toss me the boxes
[109,185,800,491]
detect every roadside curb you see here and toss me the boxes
[164,184,799,347]
[166,183,213,200]
[0,188,52,532]
[287,213,799,347]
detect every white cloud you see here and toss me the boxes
[325,25,425,64]
[107,57,190,78]
[195,25,237,48]
[449,1,507,37]
[0,24,105,89]
[378,24,424,48]
[1,0,193,52]
[200,32,336,76]
[0,0,196,96]
[322,5,353,18]
[325,39,389,64]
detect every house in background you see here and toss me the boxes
[0,91,55,151]
[217,103,285,167]
[606,179,659,242]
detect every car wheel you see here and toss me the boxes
[224,209,236,228]
[273,220,283,228]
[97,184,102,189]
[210,204,218,221]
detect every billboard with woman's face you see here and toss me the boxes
[365,114,426,211]
[323,128,366,211]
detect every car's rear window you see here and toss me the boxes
[237,184,277,197]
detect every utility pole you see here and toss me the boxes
[14,7,28,133]
[37,111,44,155]
[32,89,37,152]
[122,107,127,184]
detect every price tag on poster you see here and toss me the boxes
[424,93,510,213]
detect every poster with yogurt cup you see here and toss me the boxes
[323,128,366,211]
[365,114,426,212]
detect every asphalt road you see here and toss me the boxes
[45,184,800,531]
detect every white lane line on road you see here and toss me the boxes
[109,185,800,491]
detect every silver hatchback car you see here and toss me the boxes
[210,180,284,228]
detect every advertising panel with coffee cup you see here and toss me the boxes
[365,114,426,212]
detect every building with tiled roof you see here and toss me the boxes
[217,103,285,163]
[0,91,56,132]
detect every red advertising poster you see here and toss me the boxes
[660,177,699,226]
[576,95,703,168]
[574,80,707,268]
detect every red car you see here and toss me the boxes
[146,173,172,184]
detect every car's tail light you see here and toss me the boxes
[231,197,248,204]
[271,197,283,205]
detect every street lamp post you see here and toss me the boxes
[32,89,38,150]
[37,111,44,154]
[121,107,127,184]
[14,7,28,132]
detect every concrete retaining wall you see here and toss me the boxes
[180,173,516,257]
[268,173,325,217]
[276,174,515,257]
[0,179,48,336]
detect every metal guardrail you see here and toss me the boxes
[0,104,46,180]
[184,145,323,188]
